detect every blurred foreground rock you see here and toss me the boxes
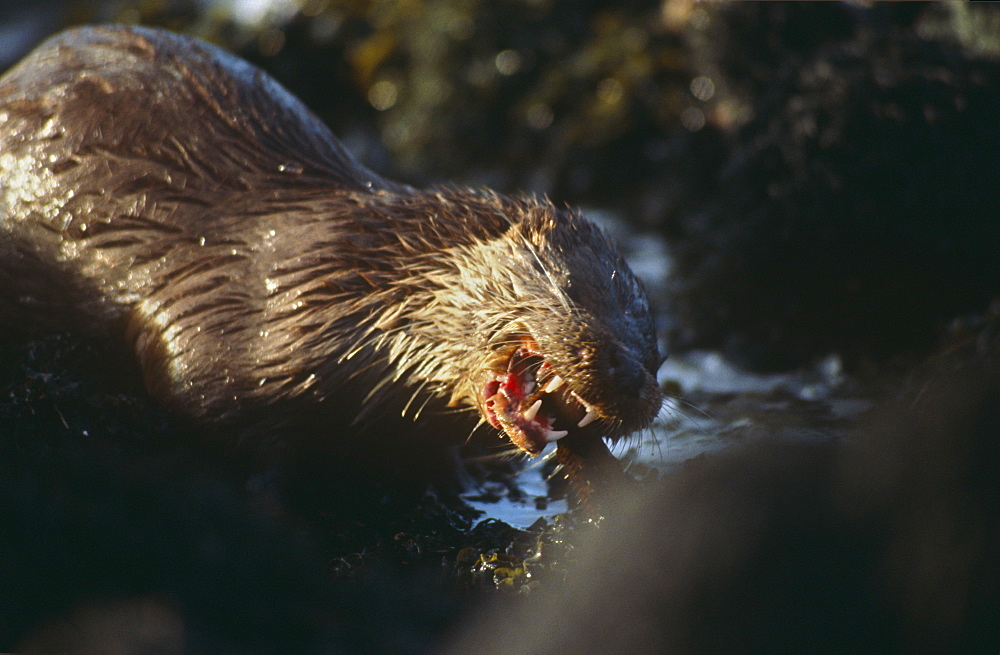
[447,318,1000,653]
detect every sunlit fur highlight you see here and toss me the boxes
[0,25,662,457]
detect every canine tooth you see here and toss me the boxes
[544,429,569,442]
[523,399,543,422]
[543,375,564,394]
[577,409,598,428]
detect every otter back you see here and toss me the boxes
[0,26,662,476]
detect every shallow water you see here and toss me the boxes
[464,221,873,530]
[469,347,874,528]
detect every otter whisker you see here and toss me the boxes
[401,378,434,419]
[463,417,489,446]
[0,25,663,506]
[410,383,441,421]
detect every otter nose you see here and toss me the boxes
[607,344,648,398]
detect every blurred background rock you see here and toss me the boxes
[3,0,998,371]
[3,3,999,651]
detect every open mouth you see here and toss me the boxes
[482,336,600,456]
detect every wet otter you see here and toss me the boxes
[0,26,661,495]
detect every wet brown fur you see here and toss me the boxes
[0,26,661,470]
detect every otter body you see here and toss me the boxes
[0,26,660,474]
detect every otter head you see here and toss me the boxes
[334,189,661,456]
[407,192,664,456]
[476,208,662,455]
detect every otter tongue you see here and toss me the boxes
[487,385,561,456]
[483,346,605,456]
[484,348,572,455]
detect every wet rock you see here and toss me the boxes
[447,322,1000,653]
[660,2,1000,369]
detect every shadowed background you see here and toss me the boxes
[1,2,998,652]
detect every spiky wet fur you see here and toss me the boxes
[0,25,661,458]
[127,186,661,453]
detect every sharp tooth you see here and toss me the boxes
[544,429,569,443]
[577,409,598,428]
[543,375,564,394]
[523,399,542,422]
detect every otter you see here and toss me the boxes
[0,26,661,500]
